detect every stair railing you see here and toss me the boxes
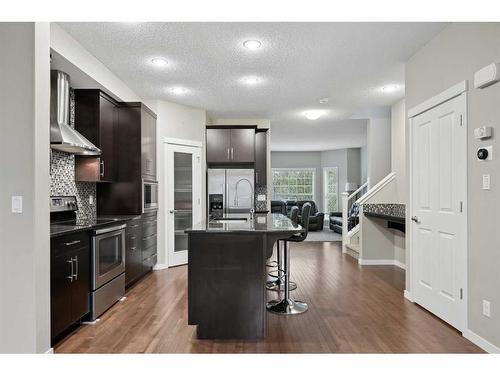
[341,179,369,252]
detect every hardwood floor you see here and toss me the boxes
[55,241,483,353]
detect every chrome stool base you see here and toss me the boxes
[266,279,296,291]
[266,298,308,315]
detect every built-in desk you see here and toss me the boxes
[363,203,406,233]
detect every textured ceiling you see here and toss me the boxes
[58,22,447,150]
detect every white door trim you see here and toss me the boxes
[164,137,202,148]
[408,80,468,119]
[408,89,468,333]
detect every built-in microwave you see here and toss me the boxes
[143,180,159,212]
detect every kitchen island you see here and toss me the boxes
[185,213,302,339]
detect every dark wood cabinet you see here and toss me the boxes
[125,217,143,287]
[74,90,119,182]
[141,109,157,180]
[141,211,157,272]
[206,128,231,163]
[97,102,157,216]
[254,130,268,186]
[50,232,90,342]
[206,127,256,165]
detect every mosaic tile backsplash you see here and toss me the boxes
[50,89,97,220]
[254,185,268,212]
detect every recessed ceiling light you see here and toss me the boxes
[240,76,262,86]
[319,97,329,104]
[169,86,189,95]
[379,84,402,94]
[243,40,262,50]
[151,58,168,67]
[304,110,324,120]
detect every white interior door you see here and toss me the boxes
[410,92,467,331]
[166,143,202,267]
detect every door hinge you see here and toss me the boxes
[459,115,463,127]
[460,288,463,300]
[459,201,463,212]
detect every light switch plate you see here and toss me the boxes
[482,174,491,190]
[257,194,267,202]
[11,196,23,213]
[483,300,491,317]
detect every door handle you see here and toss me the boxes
[72,256,78,280]
[67,259,74,282]
[411,216,420,223]
[100,159,105,178]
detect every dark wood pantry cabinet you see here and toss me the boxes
[255,130,268,186]
[50,232,90,343]
[206,126,256,164]
[74,89,119,182]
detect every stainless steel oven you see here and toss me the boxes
[143,179,159,212]
[91,224,126,320]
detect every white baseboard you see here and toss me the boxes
[358,259,406,270]
[463,329,500,353]
[403,290,413,302]
[153,263,169,271]
[45,347,54,354]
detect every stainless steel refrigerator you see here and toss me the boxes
[207,168,254,217]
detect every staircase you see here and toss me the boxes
[341,172,396,256]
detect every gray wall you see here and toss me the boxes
[366,117,392,187]
[271,148,362,211]
[406,23,500,348]
[360,145,368,183]
[391,99,406,203]
[0,23,51,353]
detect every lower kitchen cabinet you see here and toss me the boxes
[142,211,158,272]
[50,232,90,342]
[125,216,143,287]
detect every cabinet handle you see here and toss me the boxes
[100,160,105,178]
[231,147,234,160]
[64,240,81,247]
[67,259,74,282]
[72,256,78,281]
[227,148,230,160]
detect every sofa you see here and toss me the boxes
[328,203,360,234]
[285,200,324,231]
[271,200,287,215]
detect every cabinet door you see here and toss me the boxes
[125,223,143,286]
[230,129,255,163]
[51,253,73,339]
[255,131,267,186]
[70,247,90,322]
[206,129,231,163]
[99,95,116,181]
[141,109,157,180]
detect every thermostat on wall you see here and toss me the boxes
[474,63,500,89]
[474,126,493,140]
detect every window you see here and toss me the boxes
[323,167,338,213]
[272,168,315,201]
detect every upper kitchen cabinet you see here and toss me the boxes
[141,107,157,181]
[74,90,119,182]
[255,130,268,186]
[206,126,256,165]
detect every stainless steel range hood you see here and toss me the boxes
[50,70,101,155]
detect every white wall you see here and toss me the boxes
[366,117,392,187]
[156,101,207,267]
[0,22,51,353]
[406,23,500,350]
[391,99,406,203]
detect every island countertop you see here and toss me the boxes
[185,213,303,234]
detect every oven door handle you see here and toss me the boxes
[93,224,126,235]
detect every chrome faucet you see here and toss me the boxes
[234,178,255,218]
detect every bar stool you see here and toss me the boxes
[266,201,288,269]
[267,203,311,315]
[266,206,299,292]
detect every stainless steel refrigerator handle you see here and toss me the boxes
[93,224,126,235]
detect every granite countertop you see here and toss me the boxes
[362,203,405,222]
[185,213,303,234]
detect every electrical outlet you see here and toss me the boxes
[482,174,491,190]
[11,196,23,213]
[483,300,491,318]
[89,195,94,205]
